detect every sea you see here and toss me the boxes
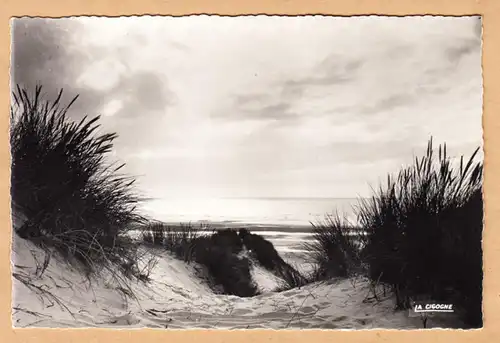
[138,197,361,259]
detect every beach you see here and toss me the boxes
[12,234,458,329]
[10,15,483,330]
[139,197,360,227]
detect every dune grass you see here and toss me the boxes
[303,138,483,327]
[140,222,208,261]
[357,138,483,327]
[303,214,365,281]
[10,86,148,284]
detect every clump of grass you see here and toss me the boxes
[141,221,166,246]
[358,138,483,328]
[140,222,205,261]
[10,85,146,283]
[303,214,364,281]
[274,260,310,291]
[166,223,206,262]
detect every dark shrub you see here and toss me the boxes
[240,229,307,289]
[141,226,258,297]
[358,138,483,327]
[191,234,258,297]
[240,230,281,270]
[210,229,243,254]
[10,86,144,280]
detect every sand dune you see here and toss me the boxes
[11,235,460,329]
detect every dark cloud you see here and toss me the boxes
[11,18,172,109]
[213,99,298,124]
[11,18,117,124]
[100,71,175,153]
[423,29,481,81]
[215,86,299,123]
[314,93,418,121]
[11,18,78,86]
[11,18,97,110]
[10,17,178,179]
[444,37,480,64]
[282,56,363,96]
[220,55,363,123]
[359,93,416,115]
[233,93,269,106]
[242,102,297,121]
[108,71,173,115]
[11,18,174,138]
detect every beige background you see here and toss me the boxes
[0,0,498,342]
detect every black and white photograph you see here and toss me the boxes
[9,15,483,329]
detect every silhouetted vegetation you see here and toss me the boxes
[239,228,307,289]
[10,86,147,283]
[141,222,205,262]
[304,138,483,328]
[303,214,364,280]
[139,225,258,296]
[357,138,483,328]
[192,231,258,297]
[139,224,309,296]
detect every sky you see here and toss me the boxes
[11,16,483,202]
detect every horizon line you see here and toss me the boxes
[143,196,368,201]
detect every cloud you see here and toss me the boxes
[289,55,364,88]
[445,38,480,64]
[106,71,173,115]
[212,52,364,124]
[11,17,177,158]
[11,18,80,89]
[237,102,297,122]
[11,18,173,114]
[10,16,483,200]
[11,18,109,118]
[358,93,416,115]
[218,22,481,129]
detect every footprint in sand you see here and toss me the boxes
[331,315,348,322]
